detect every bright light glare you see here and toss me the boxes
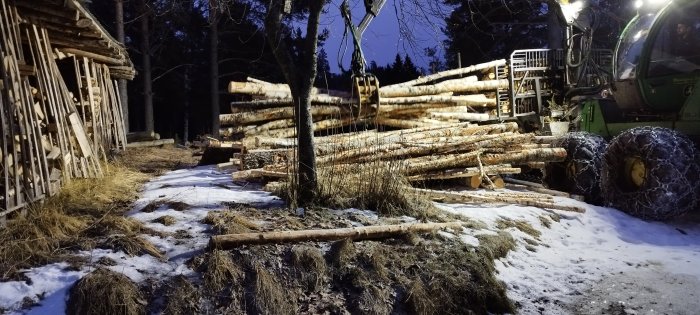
[635,0,671,9]
[560,1,585,24]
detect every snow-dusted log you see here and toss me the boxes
[413,188,586,213]
[379,94,496,106]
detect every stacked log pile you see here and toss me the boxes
[232,122,564,188]
[222,59,508,140]
[0,0,132,220]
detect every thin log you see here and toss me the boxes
[379,79,509,98]
[126,138,175,148]
[219,106,347,126]
[430,112,490,121]
[379,94,496,106]
[58,48,125,66]
[413,188,586,213]
[406,165,521,182]
[384,59,506,88]
[209,222,463,249]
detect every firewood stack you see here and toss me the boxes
[1,0,132,221]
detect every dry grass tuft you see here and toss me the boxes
[291,245,327,292]
[99,234,164,260]
[315,162,438,219]
[422,241,516,314]
[327,239,356,268]
[57,164,149,216]
[476,231,517,259]
[252,263,296,315]
[162,276,201,315]
[203,250,244,293]
[66,268,145,315]
[153,215,177,226]
[0,163,150,280]
[166,201,191,211]
[357,285,392,315]
[0,206,88,280]
[496,218,542,239]
[116,145,199,174]
[538,215,552,228]
[202,211,259,235]
[404,279,435,315]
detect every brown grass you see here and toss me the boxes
[327,239,356,268]
[116,145,199,174]
[538,215,552,228]
[252,263,296,315]
[404,280,435,315]
[202,211,259,235]
[476,231,517,259]
[357,285,392,315]
[291,245,327,292]
[162,276,201,315]
[153,215,177,226]
[99,234,164,260]
[496,218,542,239]
[0,163,153,281]
[315,162,438,219]
[66,268,145,315]
[203,250,244,293]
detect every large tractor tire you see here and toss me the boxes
[601,127,700,220]
[543,132,607,205]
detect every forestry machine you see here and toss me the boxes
[340,0,386,116]
[503,0,700,221]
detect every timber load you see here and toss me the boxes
[0,0,132,221]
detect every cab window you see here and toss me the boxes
[647,4,700,77]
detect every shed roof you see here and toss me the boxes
[15,0,135,79]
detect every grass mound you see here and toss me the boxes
[291,245,327,292]
[153,215,177,226]
[162,276,200,315]
[320,163,436,218]
[66,268,145,315]
[203,250,244,293]
[496,218,541,239]
[202,211,259,235]
[252,263,296,315]
[99,234,164,260]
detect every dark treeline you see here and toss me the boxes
[86,0,631,141]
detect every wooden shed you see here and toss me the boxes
[1,0,133,221]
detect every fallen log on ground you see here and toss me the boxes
[208,221,463,249]
[413,188,586,213]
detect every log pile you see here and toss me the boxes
[221,60,508,141]
[232,122,565,190]
[0,0,132,220]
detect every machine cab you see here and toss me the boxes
[613,0,700,112]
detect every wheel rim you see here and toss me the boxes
[623,156,646,188]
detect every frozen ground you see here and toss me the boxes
[1,166,699,314]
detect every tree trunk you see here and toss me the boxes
[183,66,190,144]
[115,0,128,132]
[139,0,153,133]
[264,0,324,206]
[209,0,220,137]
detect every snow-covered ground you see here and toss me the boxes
[1,166,699,314]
